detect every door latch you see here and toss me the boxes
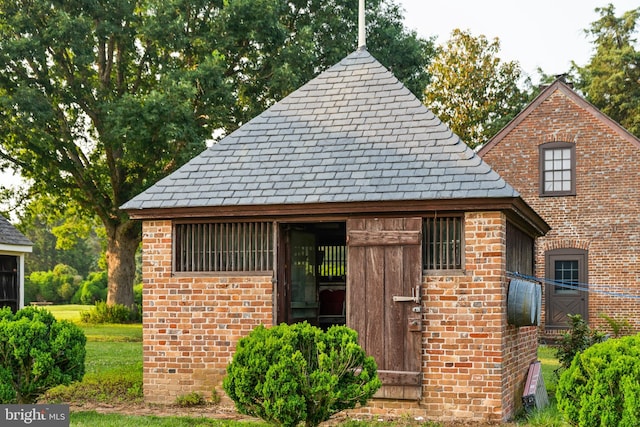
[392,285,420,304]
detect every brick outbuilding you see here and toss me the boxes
[479,78,640,341]
[122,48,549,422]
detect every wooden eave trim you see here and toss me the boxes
[558,85,640,150]
[125,197,550,236]
[506,198,550,238]
[0,244,33,254]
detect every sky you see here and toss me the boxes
[396,0,639,83]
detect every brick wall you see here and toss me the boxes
[421,212,536,422]
[141,214,536,422]
[141,220,273,404]
[481,88,640,335]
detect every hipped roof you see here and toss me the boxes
[121,49,547,234]
[0,215,32,251]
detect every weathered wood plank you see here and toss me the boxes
[346,218,367,350]
[365,220,385,367]
[377,370,422,386]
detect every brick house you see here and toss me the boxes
[121,48,549,422]
[0,215,32,312]
[478,78,640,340]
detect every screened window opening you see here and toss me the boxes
[423,216,462,270]
[174,222,274,272]
[540,142,575,196]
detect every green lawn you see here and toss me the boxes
[45,304,93,321]
[85,341,142,375]
[537,345,560,395]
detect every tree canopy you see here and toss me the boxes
[573,4,640,138]
[14,195,103,277]
[0,0,434,306]
[423,29,531,148]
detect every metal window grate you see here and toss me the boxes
[174,222,273,272]
[423,216,462,270]
[317,245,346,278]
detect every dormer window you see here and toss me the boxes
[539,142,575,196]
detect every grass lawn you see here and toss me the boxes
[70,412,267,427]
[45,304,93,321]
[537,345,560,395]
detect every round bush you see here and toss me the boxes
[557,333,640,426]
[0,306,86,403]
[223,322,381,427]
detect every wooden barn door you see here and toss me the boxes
[346,218,422,399]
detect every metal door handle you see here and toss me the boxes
[392,286,420,304]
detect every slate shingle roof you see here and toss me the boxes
[0,215,32,247]
[121,49,518,211]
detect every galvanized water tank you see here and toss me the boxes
[507,279,541,327]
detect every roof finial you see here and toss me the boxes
[358,0,366,50]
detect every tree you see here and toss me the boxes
[0,0,433,306]
[573,5,640,138]
[14,194,103,277]
[423,29,531,148]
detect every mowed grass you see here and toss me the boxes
[537,345,560,395]
[44,304,144,411]
[45,304,93,321]
[70,412,269,427]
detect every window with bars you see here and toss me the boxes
[423,216,463,270]
[540,142,576,196]
[174,222,274,272]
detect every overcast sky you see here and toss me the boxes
[396,0,639,83]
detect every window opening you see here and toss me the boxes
[174,221,273,272]
[540,142,575,196]
[423,216,462,270]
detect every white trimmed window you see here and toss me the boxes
[540,142,576,196]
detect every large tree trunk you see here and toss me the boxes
[105,219,141,307]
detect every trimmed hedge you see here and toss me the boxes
[0,306,86,403]
[557,333,640,426]
[223,322,381,427]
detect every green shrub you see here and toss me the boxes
[555,314,606,376]
[557,334,640,426]
[25,264,82,304]
[600,313,634,338]
[80,301,140,324]
[133,283,143,306]
[72,271,108,305]
[44,369,143,404]
[223,322,381,427]
[0,306,86,403]
[175,391,206,407]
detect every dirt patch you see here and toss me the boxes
[69,402,516,426]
